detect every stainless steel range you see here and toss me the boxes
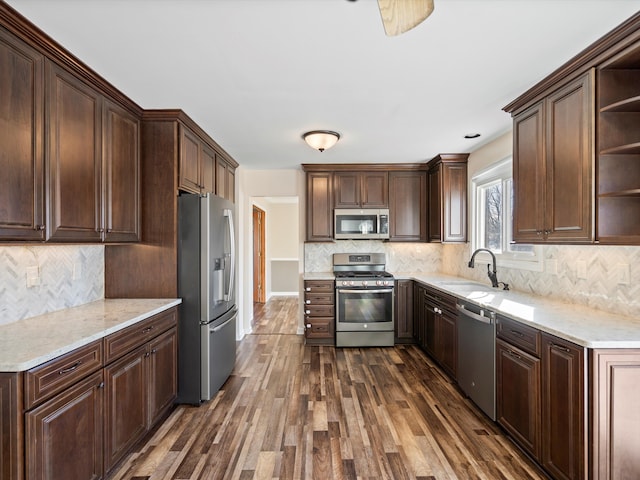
[333,253,395,347]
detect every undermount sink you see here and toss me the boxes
[436,280,496,291]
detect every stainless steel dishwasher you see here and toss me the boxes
[456,300,497,421]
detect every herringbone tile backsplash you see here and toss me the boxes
[305,242,639,319]
[0,246,104,326]
[443,244,640,318]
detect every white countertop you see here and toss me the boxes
[303,272,335,280]
[395,272,640,349]
[0,298,182,372]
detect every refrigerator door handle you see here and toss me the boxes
[224,208,235,302]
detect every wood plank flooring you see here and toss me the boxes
[110,296,547,480]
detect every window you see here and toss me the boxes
[471,157,542,271]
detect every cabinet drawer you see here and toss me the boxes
[304,292,334,305]
[104,308,177,364]
[25,340,103,409]
[497,316,541,357]
[304,319,334,339]
[304,305,335,317]
[424,287,456,315]
[303,280,334,293]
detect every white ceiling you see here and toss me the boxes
[6,0,639,170]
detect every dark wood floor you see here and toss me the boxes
[110,296,546,480]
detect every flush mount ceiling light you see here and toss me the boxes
[302,130,341,152]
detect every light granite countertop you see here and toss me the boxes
[0,298,182,372]
[303,272,335,280]
[394,272,640,349]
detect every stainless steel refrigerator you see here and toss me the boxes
[178,193,237,405]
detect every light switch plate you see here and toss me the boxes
[617,263,630,285]
[545,259,558,276]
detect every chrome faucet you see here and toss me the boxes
[468,248,509,290]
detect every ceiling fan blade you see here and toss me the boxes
[377,0,434,36]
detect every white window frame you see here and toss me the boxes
[470,157,543,272]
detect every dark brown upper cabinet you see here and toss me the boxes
[511,72,594,244]
[305,170,334,242]
[388,170,427,242]
[427,154,468,243]
[334,171,388,208]
[0,5,143,244]
[0,27,45,241]
[46,62,141,243]
[102,99,140,242]
[178,122,237,201]
[46,61,104,242]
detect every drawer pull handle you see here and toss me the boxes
[510,330,524,337]
[507,349,522,360]
[549,342,570,353]
[142,326,154,334]
[59,361,82,375]
[151,349,157,354]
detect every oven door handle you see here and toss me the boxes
[337,288,394,294]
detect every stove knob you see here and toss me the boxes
[342,281,348,286]
[363,281,369,287]
[349,281,355,286]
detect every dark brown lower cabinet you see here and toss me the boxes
[413,284,457,379]
[496,339,541,458]
[0,373,23,480]
[541,333,585,480]
[104,346,147,472]
[26,371,104,480]
[394,280,414,343]
[104,324,177,473]
[148,328,178,426]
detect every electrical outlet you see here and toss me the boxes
[545,259,558,275]
[576,260,587,280]
[617,263,630,285]
[26,265,40,287]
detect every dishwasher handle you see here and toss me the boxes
[456,303,495,325]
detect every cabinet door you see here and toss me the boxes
[428,164,442,242]
[442,162,467,243]
[226,165,235,203]
[0,373,23,480]
[545,73,593,242]
[216,156,227,200]
[0,28,45,240]
[439,312,457,378]
[388,171,427,242]
[496,339,540,459]
[46,61,102,242]
[306,171,333,241]
[361,172,388,207]
[423,298,437,357]
[103,99,140,242]
[104,345,147,473]
[412,284,426,347]
[541,333,585,480]
[26,371,103,480]
[513,102,545,243]
[147,327,178,427]
[334,172,360,208]
[179,126,201,194]
[394,280,414,343]
[201,144,215,194]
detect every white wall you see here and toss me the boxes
[236,167,305,338]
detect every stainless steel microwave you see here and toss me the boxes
[334,209,389,240]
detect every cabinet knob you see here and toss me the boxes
[305,310,310,315]
[98,381,105,389]
[305,300,311,304]
[151,349,157,354]
[305,287,311,292]
[306,324,311,328]
[34,224,45,231]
